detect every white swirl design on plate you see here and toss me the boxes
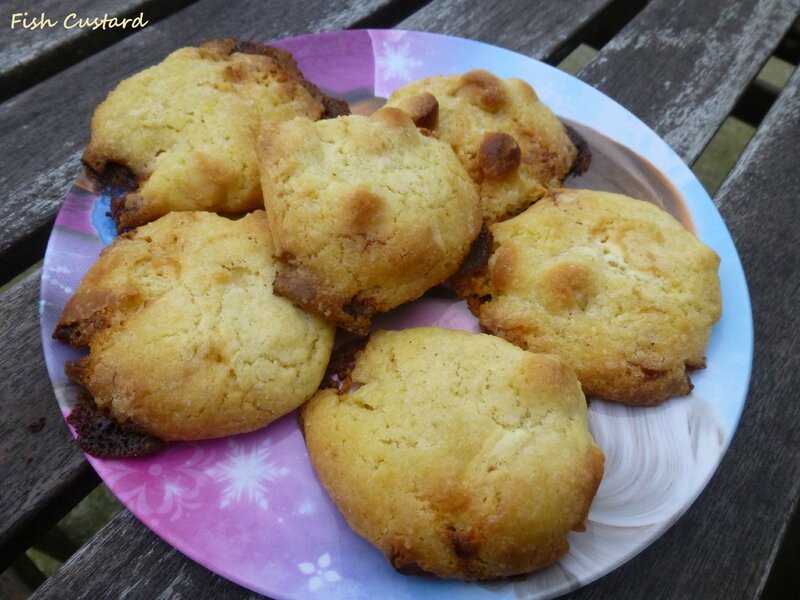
[499,395,726,599]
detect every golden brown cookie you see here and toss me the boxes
[386,70,580,222]
[454,189,722,405]
[54,211,335,441]
[302,327,604,580]
[258,108,481,334]
[83,39,348,231]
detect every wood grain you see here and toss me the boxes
[0,0,409,273]
[568,55,800,600]
[398,0,615,62]
[32,511,261,599]
[0,0,197,101]
[577,0,800,165]
[0,271,99,572]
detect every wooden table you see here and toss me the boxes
[2,0,799,597]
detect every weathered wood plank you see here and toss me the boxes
[0,271,99,571]
[0,0,413,278]
[570,62,800,600]
[0,0,197,102]
[398,0,626,63]
[578,0,800,165]
[32,511,257,599]
[762,497,800,598]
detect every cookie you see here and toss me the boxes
[258,107,482,334]
[83,39,349,231]
[454,189,722,405]
[54,211,335,442]
[386,70,583,222]
[66,392,164,458]
[301,327,604,580]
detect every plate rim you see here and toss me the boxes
[38,28,754,600]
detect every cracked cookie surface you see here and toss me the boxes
[84,39,348,231]
[258,108,481,334]
[386,70,580,223]
[301,327,604,580]
[55,211,335,441]
[454,189,722,405]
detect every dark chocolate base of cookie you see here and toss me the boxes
[66,392,164,458]
[84,160,138,194]
[564,124,592,177]
[52,320,85,347]
[109,195,136,234]
[75,157,139,233]
[226,39,350,119]
[298,335,368,436]
[319,337,369,392]
[273,261,377,336]
[77,160,139,234]
[452,225,493,280]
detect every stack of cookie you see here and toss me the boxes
[57,40,348,453]
[53,40,722,581]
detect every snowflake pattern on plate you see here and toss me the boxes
[206,437,289,510]
[375,39,421,81]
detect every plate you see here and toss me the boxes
[39,30,753,600]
